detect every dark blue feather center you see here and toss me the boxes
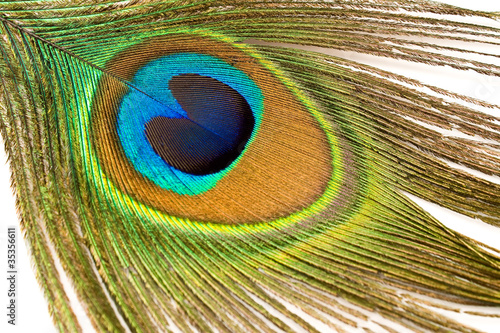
[144,74,255,175]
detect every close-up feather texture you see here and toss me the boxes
[0,0,499,332]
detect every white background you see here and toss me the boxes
[0,1,499,332]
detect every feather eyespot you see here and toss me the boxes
[91,34,341,225]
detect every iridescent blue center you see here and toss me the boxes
[144,74,254,175]
[117,53,264,195]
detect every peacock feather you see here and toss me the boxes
[0,0,499,332]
